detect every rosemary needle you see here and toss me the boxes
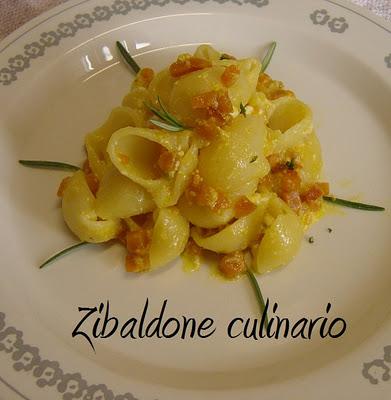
[145,102,169,122]
[116,41,141,74]
[261,41,277,73]
[39,242,89,269]
[19,160,79,172]
[239,102,247,117]
[323,196,385,211]
[157,96,184,127]
[149,119,185,132]
[246,270,269,326]
[145,97,186,131]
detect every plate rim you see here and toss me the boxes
[0,0,391,399]
[0,0,390,89]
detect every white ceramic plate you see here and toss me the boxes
[1,0,391,399]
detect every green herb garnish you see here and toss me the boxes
[308,236,315,244]
[285,160,295,170]
[250,155,258,163]
[261,41,277,73]
[157,97,184,127]
[145,96,187,131]
[220,53,235,60]
[239,102,247,117]
[149,119,185,132]
[323,196,385,211]
[19,160,79,171]
[39,242,89,269]
[328,228,333,233]
[247,269,268,326]
[116,41,141,74]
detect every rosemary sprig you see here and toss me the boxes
[261,41,277,73]
[246,269,269,326]
[146,102,169,121]
[116,41,141,74]
[285,160,295,170]
[323,196,385,211]
[149,119,185,132]
[39,242,89,269]
[239,102,247,117]
[19,160,79,171]
[220,53,235,60]
[145,96,187,131]
[157,97,184,127]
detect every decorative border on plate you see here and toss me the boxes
[318,1,391,69]
[0,311,140,400]
[0,0,269,86]
[0,0,390,396]
[309,9,349,33]
[323,0,391,34]
[362,345,391,385]
[1,0,390,87]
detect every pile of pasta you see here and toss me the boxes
[58,45,329,279]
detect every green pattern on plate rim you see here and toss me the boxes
[309,8,349,32]
[362,346,391,385]
[0,0,270,86]
[0,0,390,398]
[0,0,390,86]
[0,311,139,399]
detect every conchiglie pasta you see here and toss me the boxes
[148,69,176,107]
[169,58,261,125]
[122,87,149,110]
[193,44,221,62]
[191,193,272,253]
[107,126,196,207]
[255,212,303,274]
[295,131,323,183]
[62,171,121,243]
[169,65,225,125]
[177,194,235,229]
[85,107,141,179]
[169,143,199,205]
[198,115,270,196]
[225,58,261,111]
[263,195,298,222]
[95,167,155,219]
[247,91,275,124]
[149,207,189,269]
[268,96,313,153]
[57,44,326,279]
